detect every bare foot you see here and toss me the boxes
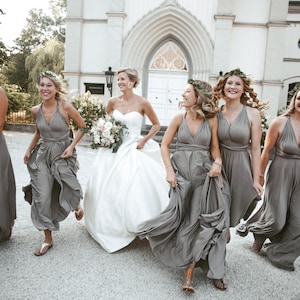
[253,240,264,252]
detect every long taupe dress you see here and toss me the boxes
[138,116,231,280]
[248,116,300,271]
[27,102,82,231]
[0,133,16,241]
[218,105,260,227]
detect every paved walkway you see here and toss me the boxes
[1,131,299,300]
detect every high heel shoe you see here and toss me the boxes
[182,278,194,293]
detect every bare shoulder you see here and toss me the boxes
[0,87,8,102]
[270,115,287,129]
[208,115,218,125]
[246,106,261,118]
[171,112,184,125]
[31,104,41,118]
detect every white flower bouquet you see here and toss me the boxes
[71,91,127,152]
[89,114,127,153]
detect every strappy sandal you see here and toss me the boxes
[236,223,249,237]
[213,278,227,291]
[182,278,194,293]
[34,242,53,256]
[75,206,84,221]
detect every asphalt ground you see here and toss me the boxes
[1,131,300,300]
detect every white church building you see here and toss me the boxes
[64,0,300,125]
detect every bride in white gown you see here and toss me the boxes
[84,67,170,253]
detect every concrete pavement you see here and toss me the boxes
[1,131,299,300]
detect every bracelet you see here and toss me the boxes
[213,160,222,167]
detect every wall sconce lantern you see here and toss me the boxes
[105,66,115,97]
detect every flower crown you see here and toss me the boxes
[224,68,247,79]
[188,79,212,99]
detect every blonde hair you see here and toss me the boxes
[117,67,140,88]
[282,87,300,116]
[180,79,219,119]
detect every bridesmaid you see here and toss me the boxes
[212,69,268,235]
[0,87,16,242]
[138,79,231,292]
[246,87,300,271]
[24,71,85,256]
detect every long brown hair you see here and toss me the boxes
[213,68,269,111]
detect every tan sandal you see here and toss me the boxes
[182,278,194,293]
[75,206,84,221]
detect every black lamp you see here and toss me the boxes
[105,66,115,97]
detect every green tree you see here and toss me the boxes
[3,1,66,92]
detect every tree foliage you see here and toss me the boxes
[2,1,66,90]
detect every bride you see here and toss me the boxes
[84,67,170,253]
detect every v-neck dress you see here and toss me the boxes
[218,105,260,227]
[138,116,231,280]
[0,132,16,241]
[84,110,170,253]
[27,102,82,231]
[248,116,300,271]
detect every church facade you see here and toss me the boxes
[64,0,300,124]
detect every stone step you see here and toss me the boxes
[142,125,176,153]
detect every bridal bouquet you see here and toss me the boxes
[71,91,127,152]
[88,114,127,153]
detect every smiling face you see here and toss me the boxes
[294,90,300,112]
[224,75,244,102]
[117,71,133,92]
[38,76,58,102]
[182,84,197,109]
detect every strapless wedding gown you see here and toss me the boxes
[84,110,170,253]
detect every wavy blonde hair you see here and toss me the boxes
[179,79,219,119]
[282,87,300,116]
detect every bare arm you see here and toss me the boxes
[259,116,284,185]
[60,102,86,158]
[248,107,263,195]
[161,114,182,188]
[208,116,222,177]
[137,99,160,149]
[24,106,41,164]
[0,88,8,134]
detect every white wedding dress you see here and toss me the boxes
[84,110,170,253]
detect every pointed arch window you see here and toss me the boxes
[150,41,188,71]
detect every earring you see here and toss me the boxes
[128,82,132,88]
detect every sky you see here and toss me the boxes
[0,0,51,47]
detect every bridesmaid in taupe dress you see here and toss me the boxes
[213,69,268,235]
[0,87,16,241]
[24,71,86,256]
[246,88,300,271]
